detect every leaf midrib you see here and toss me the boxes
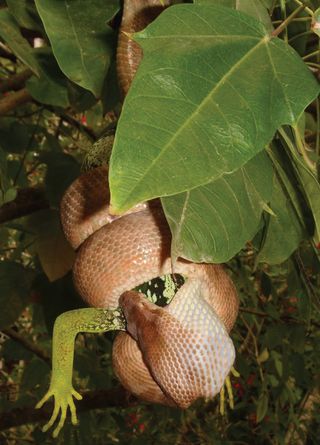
[118,35,270,208]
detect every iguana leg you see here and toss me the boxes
[36,307,125,437]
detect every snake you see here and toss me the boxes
[37,0,239,434]
[61,0,239,409]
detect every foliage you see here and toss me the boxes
[0,0,319,444]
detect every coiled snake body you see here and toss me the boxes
[37,0,239,434]
[61,166,239,407]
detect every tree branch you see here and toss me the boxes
[0,69,33,94]
[0,188,49,224]
[1,328,50,365]
[0,387,136,432]
[0,89,33,115]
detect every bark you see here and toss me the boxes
[0,188,49,224]
[0,69,33,93]
[0,88,33,115]
[2,328,50,365]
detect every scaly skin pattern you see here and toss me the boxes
[37,169,239,436]
[60,167,239,408]
[117,0,172,95]
[37,0,239,436]
[120,285,235,409]
[36,306,126,437]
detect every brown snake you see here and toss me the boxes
[60,0,239,409]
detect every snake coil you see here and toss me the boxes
[60,0,239,408]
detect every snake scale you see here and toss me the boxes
[60,0,239,412]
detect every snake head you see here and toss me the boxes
[119,284,236,410]
[119,291,161,341]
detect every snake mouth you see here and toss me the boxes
[134,273,185,307]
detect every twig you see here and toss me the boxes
[1,328,50,365]
[0,69,33,93]
[0,187,49,224]
[272,5,306,37]
[44,106,97,141]
[239,307,269,317]
[303,49,320,61]
[0,89,33,115]
[292,0,314,16]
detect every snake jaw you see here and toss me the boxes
[120,290,161,341]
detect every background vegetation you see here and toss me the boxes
[0,0,319,443]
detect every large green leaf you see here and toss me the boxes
[162,150,273,262]
[110,4,319,213]
[194,0,273,31]
[35,0,119,97]
[0,9,40,75]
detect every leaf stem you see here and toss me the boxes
[306,61,320,68]
[303,49,320,60]
[279,127,316,172]
[272,17,312,24]
[292,0,314,16]
[316,98,320,157]
[292,127,317,172]
[272,5,307,37]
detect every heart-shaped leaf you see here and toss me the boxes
[35,0,119,97]
[110,4,319,213]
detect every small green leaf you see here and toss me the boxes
[35,0,119,96]
[271,351,283,377]
[3,188,17,204]
[0,262,34,329]
[256,392,269,423]
[257,348,269,364]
